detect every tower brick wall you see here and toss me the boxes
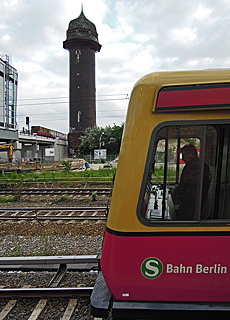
[63,9,101,155]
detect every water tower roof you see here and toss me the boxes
[66,10,100,44]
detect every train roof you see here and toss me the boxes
[134,69,230,89]
[132,69,230,113]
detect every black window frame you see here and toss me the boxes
[137,119,230,227]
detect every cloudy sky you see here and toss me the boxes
[1,0,230,134]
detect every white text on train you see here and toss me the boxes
[166,264,227,274]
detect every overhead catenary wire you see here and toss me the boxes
[17,109,126,117]
[18,115,126,122]
[15,93,128,125]
[14,93,129,101]
[0,93,130,106]
[17,98,128,107]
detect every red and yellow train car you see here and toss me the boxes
[91,69,230,319]
[31,126,67,140]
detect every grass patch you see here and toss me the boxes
[0,168,116,186]
[52,196,73,204]
[0,195,20,203]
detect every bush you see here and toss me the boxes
[92,192,97,201]
[61,160,72,173]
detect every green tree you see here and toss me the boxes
[79,126,104,154]
[79,123,124,155]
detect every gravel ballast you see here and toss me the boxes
[0,220,105,319]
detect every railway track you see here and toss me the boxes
[0,206,108,221]
[0,289,94,320]
[0,187,112,196]
[0,255,98,320]
[0,186,108,318]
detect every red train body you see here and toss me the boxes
[91,70,230,319]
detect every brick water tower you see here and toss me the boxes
[63,7,101,155]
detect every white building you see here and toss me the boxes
[0,55,68,163]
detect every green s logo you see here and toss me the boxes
[141,257,163,279]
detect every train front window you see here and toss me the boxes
[140,123,230,223]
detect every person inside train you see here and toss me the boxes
[172,144,211,221]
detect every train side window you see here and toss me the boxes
[139,124,230,223]
[213,126,230,219]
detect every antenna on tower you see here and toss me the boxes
[81,3,83,13]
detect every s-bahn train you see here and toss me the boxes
[91,69,230,319]
[31,126,67,140]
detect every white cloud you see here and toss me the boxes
[171,27,197,43]
[0,0,230,132]
[16,61,43,73]
[194,4,212,20]
[31,51,48,63]
[134,34,151,43]
[2,0,21,10]
[1,35,11,41]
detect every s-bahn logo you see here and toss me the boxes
[141,257,163,279]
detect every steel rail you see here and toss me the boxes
[0,255,99,265]
[0,206,107,211]
[0,215,107,220]
[48,263,67,288]
[0,287,93,298]
[0,188,112,191]
[0,188,112,195]
[0,178,112,183]
[0,206,108,220]
[0,255,99,273]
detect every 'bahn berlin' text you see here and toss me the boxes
[166,264,227,274]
